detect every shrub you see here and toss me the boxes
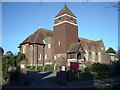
[67,70,80,81]
[80,72,94,80]
[85,63,111,79]
[113,60,120,76]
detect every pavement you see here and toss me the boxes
[2,70,120,89]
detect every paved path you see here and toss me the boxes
[2,70,120,88]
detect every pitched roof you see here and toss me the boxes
[67,42,85,53]
[20,28,53,45]
[79,37,102,51]
[55,5,76,18]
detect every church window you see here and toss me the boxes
[85,50,88,61]
[48,44,51,48]
[58,41,61,45]
[45,55,47,60]
[54,56,57,60]
[92,51,95,61]
[70,54,74,59]
[98,52,101,62]
[39,53,41,60]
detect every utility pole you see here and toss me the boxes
[43,45,45,71]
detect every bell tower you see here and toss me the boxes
[53,5,78,55]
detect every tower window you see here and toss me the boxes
[58,17,61,21]
[70,17,73,21]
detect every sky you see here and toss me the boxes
[2,2,118,54]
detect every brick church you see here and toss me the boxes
[19,5,110,67]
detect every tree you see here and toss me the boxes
[106,47,116,54]
[2,55,15,82]
[6,51,13,56]
[85,63,111,79]
[0,46,4,55]
[16,53,28,67]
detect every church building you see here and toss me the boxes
[19,5,110,67]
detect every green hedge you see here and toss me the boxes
[27,66,54,72]
[84,63,111,79]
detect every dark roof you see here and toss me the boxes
[20,28,53,45]
[79,37,102,51]
[67,42,85,53]
[55,5,76,18]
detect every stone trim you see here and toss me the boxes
[54,20,78,26]
[55,14,77,20]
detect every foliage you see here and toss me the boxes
[0,46,4,55]
[2,53,28,82]
[112,60,120,76]
[16,53,28,67]
[80,72,94,80]
[2,55,15,82]
[6,51,13,56]
[67,70,94,82]
[67,70,79,81]
[106,47,116,54]
[85,63,111,79]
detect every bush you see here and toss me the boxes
[80,72,94,80]
[2,55,15,82]
[113,60,120,76]
[67,70,80,81]
[85,63,111,79]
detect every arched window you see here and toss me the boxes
[98,52,101,62]
[85,50,88,61]
[92,51,95,61]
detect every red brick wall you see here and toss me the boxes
[54,23,78,54]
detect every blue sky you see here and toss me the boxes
[2,2,118,54]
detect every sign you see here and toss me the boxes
[70,62,79,70]
[20,64,25,69]
[61,66,66,71]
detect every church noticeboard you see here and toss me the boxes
[70,62,79,70]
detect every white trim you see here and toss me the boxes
[55,14,76,20]
[67,59,77,62]
[54,20,78,26]
[43,39,46,44]
[45,62,52,65]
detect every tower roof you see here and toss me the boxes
[55,5,76,18]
